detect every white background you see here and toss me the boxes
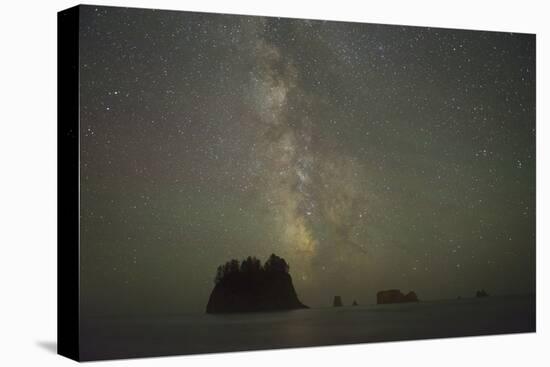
[0,0,548,365]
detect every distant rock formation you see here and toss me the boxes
[476,289,489,298]
[377,289,419,304]
[404,291,419,302]
[352,300,358,306]
[206,254,308,314]
[333,296,343,307]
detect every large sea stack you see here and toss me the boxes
[377,289,419,304]
[206,254,308,313]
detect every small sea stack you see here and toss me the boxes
[377,289,419,304]
[476,289,489,298]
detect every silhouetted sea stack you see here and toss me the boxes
[206,254,308,314]
[476,289,489,298]
[377,289,419,304]
[333,296,343,307]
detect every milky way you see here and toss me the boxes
[245,23,370,276]
[79,6,535,314]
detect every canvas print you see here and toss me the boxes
[58,4,535,361]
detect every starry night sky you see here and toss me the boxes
[79,5,535,315]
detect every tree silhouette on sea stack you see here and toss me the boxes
[206,254,308,313]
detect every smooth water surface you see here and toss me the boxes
[80,294,535,360]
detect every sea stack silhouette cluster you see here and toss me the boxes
[376,289,419,304]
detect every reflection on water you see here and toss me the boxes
[80,294,535,361]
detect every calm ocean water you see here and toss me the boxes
[80,294,535,361]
